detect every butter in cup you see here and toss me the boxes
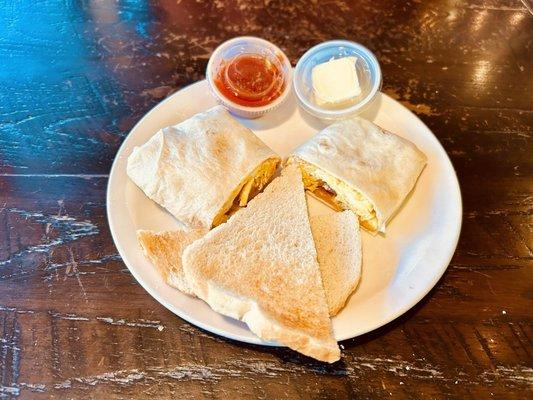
[293,40,382,121]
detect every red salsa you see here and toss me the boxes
[214,53,285,107]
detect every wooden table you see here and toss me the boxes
[1,1,531,398]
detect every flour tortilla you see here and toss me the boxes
[290,117,427,232]
[127,105,280,230]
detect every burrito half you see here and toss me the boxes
[288,117,427,233]
[127,106,280,230]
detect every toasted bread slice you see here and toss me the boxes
[310,211,362,316]
[182,165,340,363]
[137,229,205,295]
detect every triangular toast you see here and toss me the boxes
[182,165,340,362]
[137,228,205,295]
[310,211,362,316]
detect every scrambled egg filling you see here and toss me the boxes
[213,158,279,227]
[296,159,378,231]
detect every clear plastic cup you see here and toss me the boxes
[206,37,292,119]
[293,40,382,121]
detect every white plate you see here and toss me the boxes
[107,81,462,345]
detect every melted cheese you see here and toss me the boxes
[213,158,279,227]
[296,159,378,231]
[238,178,254,206]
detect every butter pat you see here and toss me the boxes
[311,57,361,106]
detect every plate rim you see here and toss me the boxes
[106,80,462,345]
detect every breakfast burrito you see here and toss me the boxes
[288,117,427,233]
[127,105,280,230]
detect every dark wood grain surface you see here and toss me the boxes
[1,0,532,398]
